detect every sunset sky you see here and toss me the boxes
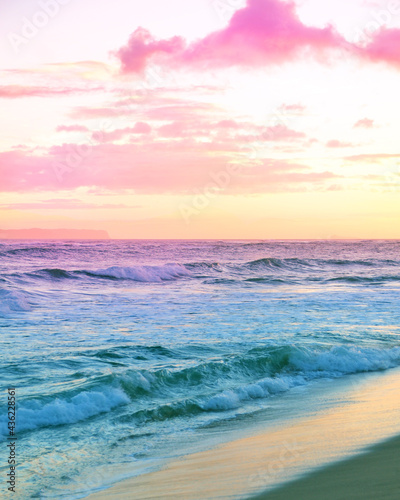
[1,0,400,239]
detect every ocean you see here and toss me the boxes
[1,239,400,499]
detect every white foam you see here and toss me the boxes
[122,371,154,392]
[0,388,129,438]
[203,376,304,411]
[0,289,31,316]
[203,390,241,411]
[92,263,191,282]
[289,345,400,376]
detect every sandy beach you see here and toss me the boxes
[85,367,400,500]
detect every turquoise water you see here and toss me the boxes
[1,240,400,498]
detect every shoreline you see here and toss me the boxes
[84,367,400,500]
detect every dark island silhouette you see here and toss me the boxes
[0,228,110,240]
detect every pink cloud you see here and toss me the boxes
[116,27,185,73]
[71,100,219,121]
[0,144,233,193]
[5,61,112,80]
[0,142,336,195]
[144,103,218,121]
[154,120,306,142]
[326,139,355,148]
[95,122,152,142]
[133,122,152,134]
[0,199,129,210]
[278,103,306,113]
[157,121,213,138]
[353,118,374,129]
[115,2,400,74]
[71,106,133,119]
[361,29,400,68]
[236,160,338,192]
[232,124,306,144]
[346,153,400,162]
[216,120,240,129]
[117,0,346,73]
[260,124,306,141]
[157,122,188,138]
[182,0,344,68]
[71,94,300,145]
[56,125,90,132]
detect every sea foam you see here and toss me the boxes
[91,263,191,282]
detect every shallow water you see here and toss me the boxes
[1,239,400,498]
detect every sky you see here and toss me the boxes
[1,0,400,239]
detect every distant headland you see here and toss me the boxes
[0,228,110,240]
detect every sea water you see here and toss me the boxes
[1,239,400,498]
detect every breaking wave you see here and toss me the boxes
[0,289,31,316]
[1,343,400,442]
[5,257,400,286]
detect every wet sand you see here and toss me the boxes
[252,434,400,500]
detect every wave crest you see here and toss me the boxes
[90,263,191,282]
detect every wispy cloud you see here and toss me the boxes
[0,85,103,99]
[353,118,375,129]
[56,125,90,133]
[95,122,152,142]
[0,199,131,210]
[326,139,356,148]
[0,143,337,195]
[346,153,400,162]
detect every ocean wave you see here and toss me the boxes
[35,268,74,279]
[189,257,400,282]
[121,400,204,424]
[327,275,400,283]
[13,263,192,283]
[83,345,400,403]
[0,246,55,256]
[202,345,400,411]
[3,345,400,434]
[290,344,400,374]
[244,257,398,270]
[4,256,400,286]
[203,375,302,411]
[246,257,311,269]
[101,344,400,419]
